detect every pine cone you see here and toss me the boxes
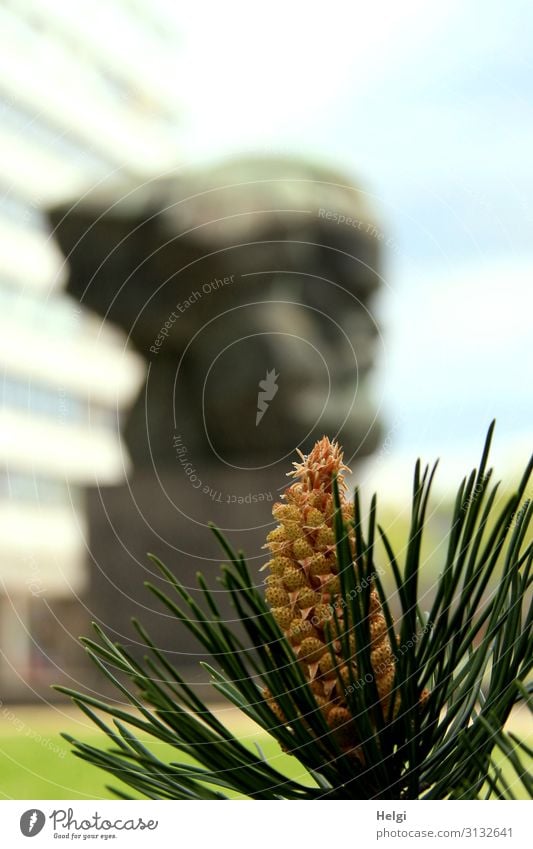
[262,437,397,757]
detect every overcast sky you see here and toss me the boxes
[165,0,532,484]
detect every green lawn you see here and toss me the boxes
[0,714,309,800]
[1,708,530,799]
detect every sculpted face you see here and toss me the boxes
[149,158,382,470]
[52,156,382,471]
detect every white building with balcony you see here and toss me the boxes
[0,0,181,697]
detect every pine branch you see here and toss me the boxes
[56,425,533,800]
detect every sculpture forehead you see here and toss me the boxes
[159,156,379,244]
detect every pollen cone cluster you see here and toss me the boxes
[262,437,397,756]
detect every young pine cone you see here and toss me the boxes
[262,436,398,757]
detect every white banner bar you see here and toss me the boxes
[1,799,531,848]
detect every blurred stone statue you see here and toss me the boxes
[51,155,382,471]
[49,155,384,670]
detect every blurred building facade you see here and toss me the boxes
[0,0,184,698]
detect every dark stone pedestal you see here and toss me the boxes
[84,468,291,692]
